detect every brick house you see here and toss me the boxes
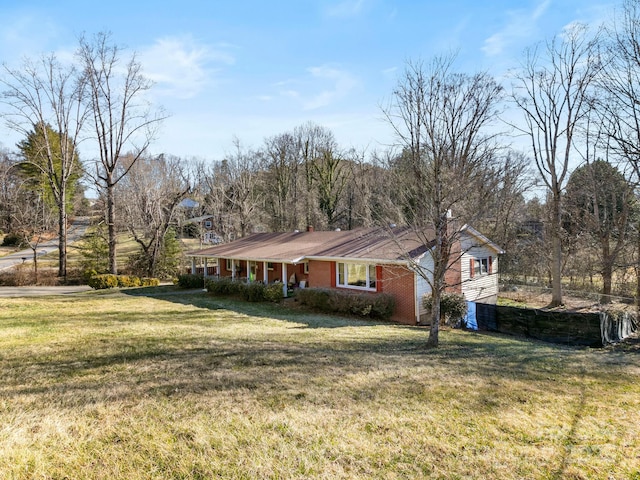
[187,225,503,325]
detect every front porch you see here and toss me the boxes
[189,257,309,298]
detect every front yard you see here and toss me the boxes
[0,289,638,479]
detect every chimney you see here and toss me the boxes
[307,225,314,232]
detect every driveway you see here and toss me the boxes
[0,285,92,297]
[0,217,89,271]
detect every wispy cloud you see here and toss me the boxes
[139,35,235,99]
[482,0,551,57]
[325,0,368,18]
[303,65,358,110]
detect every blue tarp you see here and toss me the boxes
[465,301,478,330]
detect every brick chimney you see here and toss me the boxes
[307,225,314,232]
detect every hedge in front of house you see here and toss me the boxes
[297,288,395,320]
[204,278,284,303]
[88,274,160,290]
[177,274,206,289]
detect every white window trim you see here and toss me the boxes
[336,262,377,291]
[473,258,490,277]
[303,262,309,274]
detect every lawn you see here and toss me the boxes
[0,289,638,479]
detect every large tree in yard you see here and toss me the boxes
[511,24,601,307]
[382,56,504,347]
[1,54,87,279]
[78,32,166,275]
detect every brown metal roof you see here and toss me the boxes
[187,227,435,264]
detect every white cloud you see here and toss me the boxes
[139,35,235,99]
[482,0,551,57]
[302,65,358,110]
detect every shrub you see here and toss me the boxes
[88,274,119,290]
[141,277,160,287]
[87,274,159,290]
[264,283,284,303]
[1,232,26,248]
[297,288,396,321]
[206,277,245,296]
[297,288,332,312]
[117,276,142,288]
[243,282,266,302]
[423,292,467,326]
[177,274,205,289]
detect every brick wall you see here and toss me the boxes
[379,264,416,325]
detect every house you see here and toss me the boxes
[186,225,504,325]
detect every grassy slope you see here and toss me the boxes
[0,290,638,479]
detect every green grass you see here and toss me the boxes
[0,291,639,479]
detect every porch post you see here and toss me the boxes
[191,257,196,275]
[282,263,288,298]
[231,259,235,280]
[203,258,209,278]
[263,261,268,284]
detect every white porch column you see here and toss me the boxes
[282,263,288,298]
[191,257,196,274]
[231,259,235,280]
[203,258,209,278]
[263,261,268,284]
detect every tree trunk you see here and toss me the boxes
[58,189,67,280]
[550,194,563,307]
[601,239,612,304]
[107,176,118,275]
[426,286,441,348]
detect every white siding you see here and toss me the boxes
[460,233,499,303]
[415,253,433,321]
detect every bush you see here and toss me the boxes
[117,275,142,288]
[1,232,26,247]
[264,283,284,303]
[297,288,332,312]
[243,282,266,302]
[87,274,160,290]
[206,277,245,296]
[141,277,160,287]
[297,288,395,321]
[176,274,205,289]
[423,292,467,326]
[88,274,119,290]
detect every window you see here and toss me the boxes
[303,262,309,274]
[471,257,491,277]
[204,220,212,229]
[225,259,232,271]
[267,262,275,271]
[337,262,376,290]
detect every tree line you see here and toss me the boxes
[2,2,640,347]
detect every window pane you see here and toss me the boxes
[347,264,367,287]
[338,263,345,285]
[368,264,376,289]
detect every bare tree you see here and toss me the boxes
[118,154,192,277]
[510,24,601,306]
[0,54,87,279]
[221,137,262,238]
[261,132,299,231]
[77,32,166,274]
[382,56,504,347]
[600,0,640,309]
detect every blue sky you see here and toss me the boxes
[0,0,614,161]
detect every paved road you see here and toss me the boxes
[0,217,89,271]
[0,285,92,297]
